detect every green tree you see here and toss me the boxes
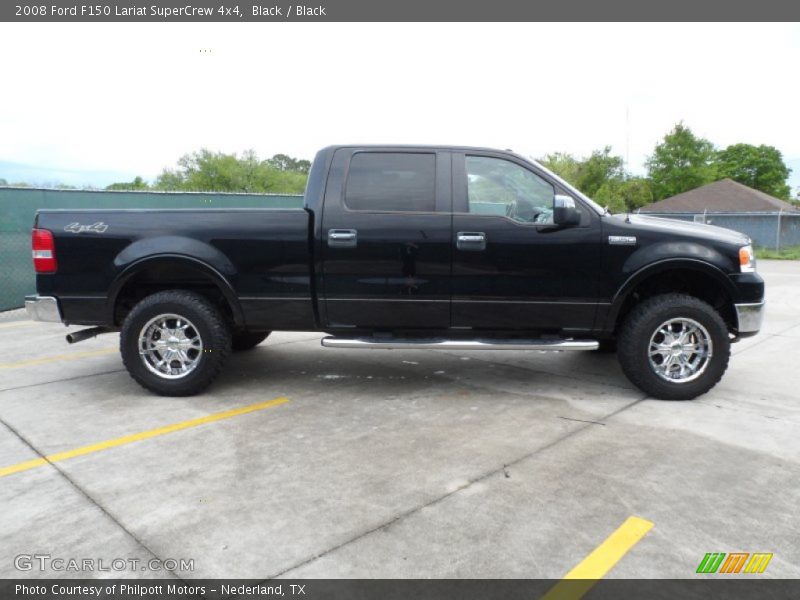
[646,123,716,200]
[574,146,625,197]
[106,176,149,191]
[538,152,581,185]
[593,177,653,214]
[154,149,308,193]
[154,169,184,190]
[266,153,312,174]
[0,178,7,186]
[619,177,654,210]
[714,143,792,199]
[538,147,625,197]
[176,149,242,191]
[540,147,638,210]
[593,181,627,213]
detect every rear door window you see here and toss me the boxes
[345,152,436,212]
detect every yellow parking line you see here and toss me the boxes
[0,348,117,370]
[541,516,654,600]
[0,397,289,478]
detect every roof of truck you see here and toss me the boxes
[320,144,520,153]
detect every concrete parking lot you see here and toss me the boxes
[0,260,798,581]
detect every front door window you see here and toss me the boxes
[466,156,555,224]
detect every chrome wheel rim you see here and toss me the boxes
[648,317,713,384]
[138,313,203,379]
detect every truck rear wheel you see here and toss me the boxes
[617,293,730,400]
[232,331,271,351]
[120,290,232,396]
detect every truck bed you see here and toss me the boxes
[34,208,316,330]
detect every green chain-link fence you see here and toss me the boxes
[0,187,304,312]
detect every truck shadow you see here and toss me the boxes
[217,339,640,400]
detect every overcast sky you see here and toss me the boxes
[1,22,798,190]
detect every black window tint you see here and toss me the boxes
[345,153,436,212]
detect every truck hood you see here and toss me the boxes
[614,213,750,246]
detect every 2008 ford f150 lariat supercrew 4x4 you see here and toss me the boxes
[26,145,765,399]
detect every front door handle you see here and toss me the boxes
[328,229,358,248]
[456,231,486,251]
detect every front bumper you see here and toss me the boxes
[25,295,63,323]
[735,301,765,335]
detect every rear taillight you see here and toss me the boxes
[32,228,57,273]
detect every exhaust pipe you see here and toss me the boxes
[66,327,110,344]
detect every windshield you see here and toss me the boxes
[528,158,607,216]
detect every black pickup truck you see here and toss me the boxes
[26,145,765,399]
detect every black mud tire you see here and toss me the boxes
[120,290,232,396]
[232,331,271,351]
[617,293,730,400]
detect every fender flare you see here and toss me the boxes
[605,258,738,331]
[107,254,244,327]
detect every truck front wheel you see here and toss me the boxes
[617,293,730,400]
[120,290,232,396]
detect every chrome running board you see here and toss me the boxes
[321,337,599,351]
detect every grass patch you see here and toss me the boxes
[756,245,800,260]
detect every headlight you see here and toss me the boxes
[739,244,756,273]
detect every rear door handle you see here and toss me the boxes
[328,229,357,248]
[456,231,486,251]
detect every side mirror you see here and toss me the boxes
[553,195,580,226]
